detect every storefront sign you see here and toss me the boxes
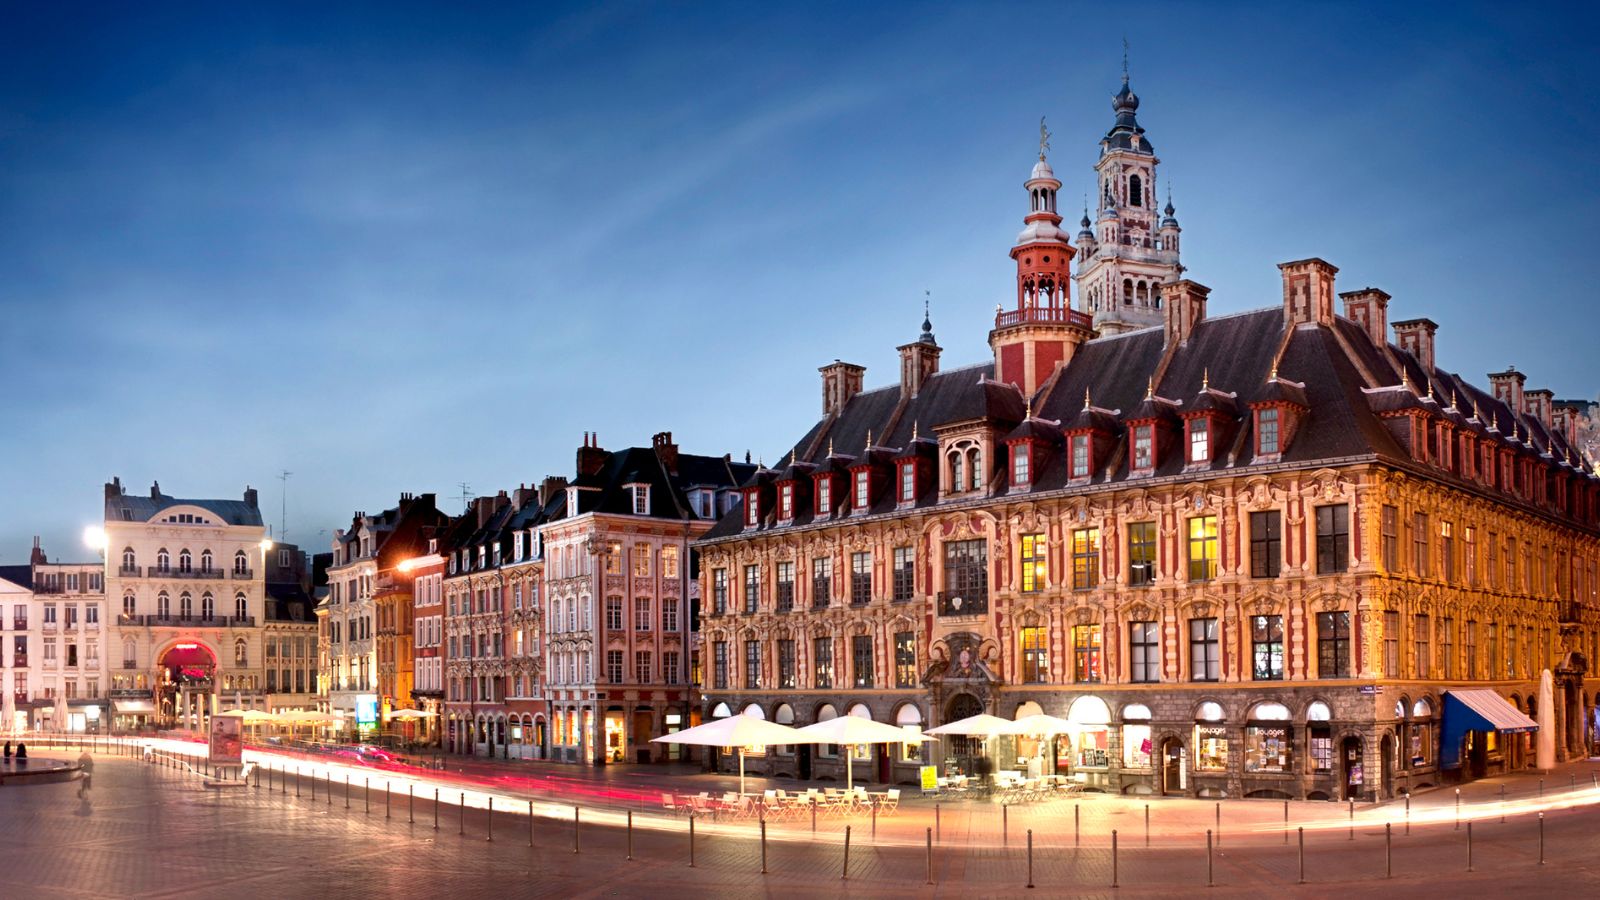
[355,695,379,726]
[920,765,938,791]
[209,715,242,765]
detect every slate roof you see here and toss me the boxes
[265,582,316,623]
[104,488,263,527]
[702,303,1597,543]
[0,565,32,591]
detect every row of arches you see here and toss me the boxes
[124,589,248,622]
[122,546,252,575]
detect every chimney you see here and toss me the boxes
[151,480,162,499]
[897,337,941,401]
[31,536,45,567]
[577,431,607,477]
[538,475,569,507]
[1161,279,1211,346]
[1525,389,1554,428]
[1392,318,1439,374]
[652,431,680,474]
[1340,288,1390,347]
[104,477,123,501]
[1278,258,1338,327]
[819,360,866,416]
[1488,367,1526,414]
[512,483,538,511]
[244,486,259,508]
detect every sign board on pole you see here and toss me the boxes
[920,765,938,792]
[209,715,242,765]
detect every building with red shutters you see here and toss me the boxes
[693,75,1600,801]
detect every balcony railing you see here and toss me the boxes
[110,688,152,699]
[10,620,24,631]
[937,590,988,617]
[994,305,1094,329]
[147,614,231,627]
[119,565,142,577]
[232,615,256,627]
[122,660,137,669]
[117,614,145,626]
[232,568,253,580]
[11,655,26,668]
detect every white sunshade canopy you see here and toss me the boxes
[388,708,438,720]
[796,714,938,747]
[926,713,1015,736]
[649,712,808,749]
[1007,713,1077,736]
[213,709,280,722]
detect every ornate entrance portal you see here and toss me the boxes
[158,642,216,731]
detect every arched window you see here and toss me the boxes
[200,549,213,573]
[1249,702,1291,721]
[1306,701,1332,721]
[157,548,170,573]
[968,448,982,491]
[157,592,170,618]
[122,639,136,665]
[1136,281,1148,303]
[741,703,765,719]
[710,702,733,719]
[1129,174,1143,207]
[1123,279,1134,305]
[234,592,247,621]
[948,452,964,492]
[234,550,248,574]
[775,703,796,724]
[179,592,192,619]
[122,592,136,618]
[178,549,192,573]
[235,639,247,665]
[122,547,136,570]
[201,592,214,620]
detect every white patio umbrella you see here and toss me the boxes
[925,713,1016,736]
[796,714,936,790]
[650,712,810,794]
[388,708,437,720]
[1005,713,1077,736]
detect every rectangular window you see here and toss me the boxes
[1012,448,1030,485]
[940,539,988,615]
[850,552,872,605]
[743,564,760,614]
[1196,726,1228,771]
[606,541,623,574]
[815,477,832,516]
[606,650,624,684]
[1073,625,1102,683]
[1127,522,1156,586]
[1506,624,1518,679]
[900,463,916,502]
[779,483,793,519]
[1487,622,1500,678]
[713,641,728,690]
[1258,407,1280,455]
[851,635,874,688]
[1486,533,1498,590]
[1315,504,1349,574]
[1129,621,1159,683]
[745,492,759,526]
[1466,620,1479,679]
[1250,510,1282,578]
[892,547,915,602]
[1189,418,1209,463]
[604,598,623,631]
[1133,424,1154,470]
[635,650,652,684]
[1187,516,1218,582]
[1072,528,1100,590]
[1414,614,1431,677]
[1311,726,1334,772]
[1070,434,1090,478]
[744,641,761,689]
[813,637,833,689]
[775,561,795,613]
[1382,505,1400,573]
[1020,626,1048,683]
[811,557,832,608]
[1440,522,1454,583]
[634,598,651,631]
[1413,512,1430,577]
[1020,534,1047,593]
[632,543,651,577]
[777,639,796,689]
[662,600,679,633]
[1464,527,1477,587]
[712,569,728,616]
[1317,611,1350,678]
[664,650,680,686]
[894,631,916,688]
[854,472,869,510]
[1189,618,1219,681]
[1383,611,1401,678]
[1441,616,1455,679]
[1251,614,1284,680]
[1245,725,1291,773]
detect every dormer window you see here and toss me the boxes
[632,484,650,515]
[1258,408,1281,455]
[1188,419,1209,463]
[744,491,760,527]
[949,452,964,491]
[816,478,832,516]
[1070,435,1090,479]
[514,532,524,560]
[854,471,870,511]
[1012,447,1031,486]
[478,546,487,569]
[1133,425,1154,471]
[779,484,794,520]
[899,462,916,503]
[566,487,578,518]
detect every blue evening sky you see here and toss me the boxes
[3,1,1597,561]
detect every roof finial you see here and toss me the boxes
[1202,367,1209,391]
[1426,380,1434,402]
[912,420,919,440]
[920,290,935,343]
[865,429,873,451]
[1026,395,1034,418]
[1145,376,1154,400]
[1038,115,1052,161]
[1084,387,1092,410]
[828,437,834,456]
[789,447,796,467]
[1122,36,1130,84]
[1270,362,1279,381]
[1400,367,1411,391]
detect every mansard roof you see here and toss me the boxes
[105,490,263,527]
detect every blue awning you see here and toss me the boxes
[1441,690,1538,770]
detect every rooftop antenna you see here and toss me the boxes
[457,481,473,513]
[277,470,292,542]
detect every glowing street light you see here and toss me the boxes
[82,525,107,551]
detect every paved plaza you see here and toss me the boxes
[4,743,1600,897]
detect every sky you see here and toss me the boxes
[3,1,1598,562]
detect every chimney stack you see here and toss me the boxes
[151,481,162,499]
[1161,279,1211,346]
[245,486,259,508]
[819,360,866,416]
[1393,318,1439,374]
[105,477,123,501]
[1525,389,1554,429]
[1488,367,1526,415]
[652,431,680,474]
[539,475,569,507]
[31,536,45,567]
[577,432,607,477]
[1340,288,1391,347]
[1278,258,1338,327]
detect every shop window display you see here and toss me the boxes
[1195,726,1228,771]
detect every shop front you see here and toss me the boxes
[1441,689,1538,783]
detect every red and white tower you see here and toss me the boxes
[991,125,1094,397]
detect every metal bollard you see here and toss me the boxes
[1283,800,1289,844]
[1145,803,1151,846]
[629,810,635,861]
[872,797,878,839]
[1214,801,1221,847]
[689,814,696,868]
[1467,820,1474,872]
[434,788,439,831]
[573,805,580,854]
[1112,829,1119,888]
[1206,828,1214,887]
[365,778,370,814]
[758,817,766,872]
[486,797,493,842]
[936,802,941,842]
[1075,802,1080,846]
[459,792,465,835]
[326,773,331,806]
[1003,803,1009,845]
[1539,778,1544,798]
[297,766,303,799]
[812,798,818,833]
[1348,798,1354,841]
[1026,829,1034,889]
[1297,826,1305,884]
[926,827,934,884]
[842,825,851,880]
[1405,795,1410,835]
[1538,812,1545,865]
[409,785,415,824]
[1385,822,1392,879]
[529,800,535,848]
[386,782,391,819]
[1455,788,1461,830]
[1500,785,1506,823]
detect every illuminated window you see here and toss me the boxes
[1189,418,1209,463]
[1187,516,1218,581]
[1020,626,1048,683]
[1251,615,1284,680]
[1127,522,1156,585]
[1073,625,1101,683]
[1072,528,1099,590]
[1020,534,1046,593]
